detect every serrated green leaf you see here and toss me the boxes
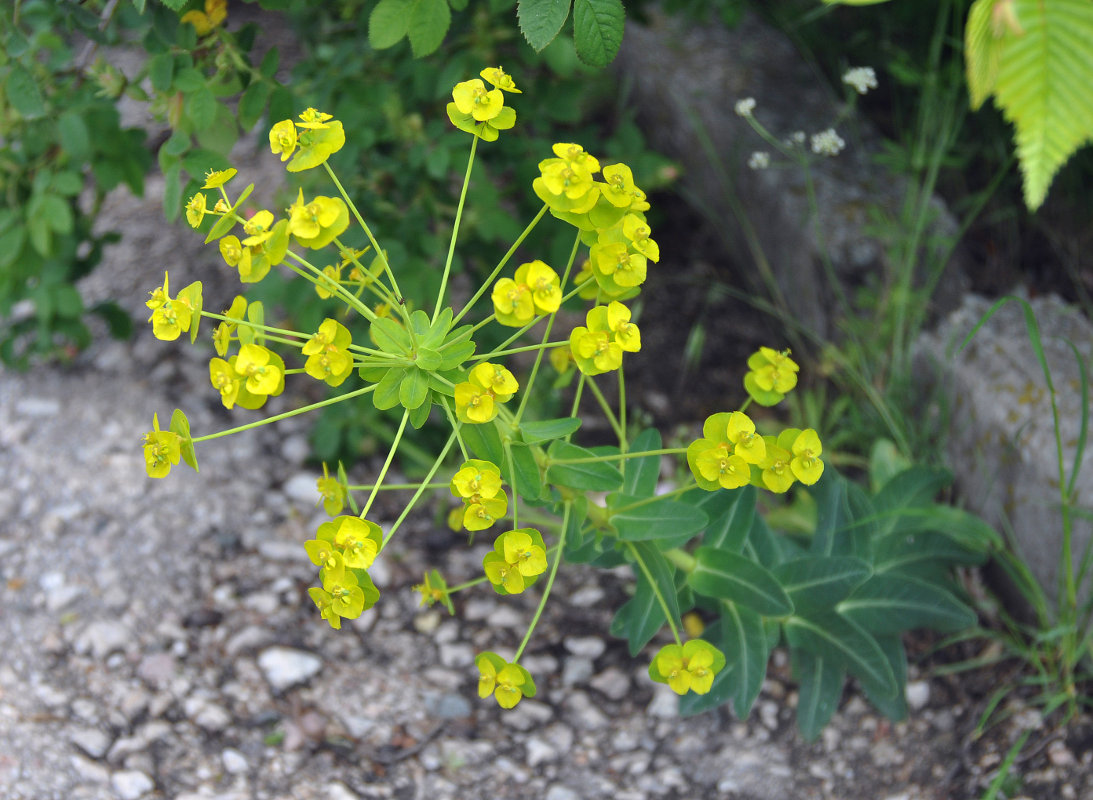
[370,0,411,49]
[611,494,707,542]
[837,573,976,634]
[238,81,271,131]
[572,0,624,67]
[965,0,1093,210]
[186,87,217,130]
[408,0,451,56]
[518,0,571,52]
[546,440,623,491]
[148,52,174,92]
[6,64,45,118]
[688,547,793,616]
[793,649,845,741]
[58,112,91,161]
[785,611,897,699]
[773,557,872,610]
[520,416,582,444]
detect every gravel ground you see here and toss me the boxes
[1,159,1092,800]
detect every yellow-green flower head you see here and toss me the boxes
[296,107,333,129]
[303,318,352,355]
[483,551,525,593]
[269,119,297,161]
[315,265,341,299]
[452,79,504,122]
[143,413,182,479]
[316,464,347,516]
[502,528,547,578]
[621,214,660,263]
[287,190,350,249]
[692,442,751,490]
[789,428,824,485]
[476,652,536,709]
[181,0,227,35]
[209,357,241,409]
[463,494,508,531]
[446,101,516,142]
[307,587,343,629]
[491,278,534,327]
[480,66,521,93]
[470,362,518,401]
[648,640,725,695]
[604,301,641,352]
[242,210,276,247]
[744,347,800,406]
[756,437,795,494]
[186,192,208,228]
[725,411,766,465]
[150,296,193,342]
[234,343,283,396]
[414,569,455,614]
[202,167,237,189]
[146,271,170,312]
[212,323,233,357]
[540,159,597,200]
[304,536,346,578]
[516,260,562,314]
[590,241,647,293]
[331,516,382,569]
[307,349,353,387]
[600,163,637,208]
[454,380,496,424]
[552,142,601,173]
[322,569,366,619]
[219,235,246,268]
[450,460,503,500]
[570,327,621,376]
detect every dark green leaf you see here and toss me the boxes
[506,442,543,502]
[622,427,661,497]
[610,542,679,655]
[612,494,707,542]
[837,573,976,634]
[773,557,872,610]
[860,635,907,723]
[793,649,845,741]
[173,67,206,92]
[58,112,91,160]
[785,611,897,698]
[518,0,571,52]
[520,416,581,444]
[688,548,793,616]
[811,469,851,556]
[373,368,404,410]
[546,440,623,491]
[572,0,624,67]
[682,602,771,718]
[874,530,985,576]
[186,87,217,130]
[238,81,271,131]
[259,47,280,78]
[163,164,182,221]
[460,419,505,467]
[700,485,755,552]
[148,52,174,91]
[91,301,133,340]
[6,64,45,118]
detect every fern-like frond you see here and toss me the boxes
[965,0,1093,210]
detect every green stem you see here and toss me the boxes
[585,374,624,442]
[361,409,409,518]
[380,431,459,551]
[663,548,697,574]
[346,482,449,491]
[200,311,307,342]
[550,447,685,465]
[434,134,478,322]
[284,250,375,321]
[513,502,571,662]
[192,384,375,443]
[627,541,681,645]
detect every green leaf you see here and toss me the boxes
[58,112,91,161]
[873,530,985,577]
[688,548,793,616]
[186,87,218,131]
[837,574,976,634]
[682,601,771,718]
[460,419,505,467]
[373,368,404,410]
[173,67,206,92]
[369,0,411,49]
[238,81,271,131]
[860,635,908,723]
[773,557,872,610]
[610,542,679,655]
[611,494,707,542]
[878,503,1002,554]
[506,442,544,502]
[399,367,430,410]
[785,611,897,699]
[259,47,280,78]
[518,0,571,52]
[409,392,433,429]
[38,195,73,235]
[622,428,661,497]
[965,0,1093,209]
[6,64,45,118]
[572,0,624,68]
[148,52,174,92]
[699,486,755,552]
[821,0,893,5]
[90,301,133,340]
[370,316,410,353]
[408,0,451,57]
[792,649,845,742]
[811,470,851,556]
[520,416,581,444]
[546,440,623,491]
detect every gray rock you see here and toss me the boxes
[563,636,606,659]
[183,695,232,732]
[589,667,631,700]
[647,685,679,719]
[111,769,154,800]
[545,785,580,800]
[14,396,62,417]
[561,657,594,687]
[257,646,323,691]
[284,472,320,505]
[69,727,113,759]
[424,691,472,719]
[905,680,930,711]
[917,293,1093,610]
[74,620,132,659]
[222,748,248,774]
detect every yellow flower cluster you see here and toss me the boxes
[302,318,354,387]
[744,347,800,406]
[476,651,536,709]
[454,362,518,424]
[446,67,520,142]
[209,343,285,410]
[491,260,562,327]
[483,528,547,595]
[569,301,641,376]
[304,516,382,629]
[268,108,346,172]
[648,640,725,696]
[450,459,509,531]
[146,272,203,343]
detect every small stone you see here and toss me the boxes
[647,685,679,719]
[545,786,580,800]
[225,625,271,657]
[137,653,176,688]
[70,727,113,759]
[589,666,631,700]
[414,610,442,633]
[324,781,362,800]
[438,642,474,668]
[70,754,110,783]
[15,396,61,417]
[424,691,472,719]
[563,636,606,659]
[284,473,320,504]
[568,585,605,606]
[564,691,607,729]
[111,769,154,799]
[526,737,557,767]
[222,748,248,774]
[759,700,779,731]
[257,540,303,561]
[257,646,322,692]
[281,434,311,464]
[184,696,231,732]
[74,620,132,659]
[905,680,930,711]
[501,699,554,731]
[1048,741,1076,766]
[562,657,593,687]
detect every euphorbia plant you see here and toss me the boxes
[143,67,993,736]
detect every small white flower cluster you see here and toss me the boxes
[810,128,845,157]
[747,151,770,170]
[842,66,878,95]
[734,97,756,118]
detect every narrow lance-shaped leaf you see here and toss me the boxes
[793,649,845,742]
[688,547,793,617]
[785,611,898,699]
